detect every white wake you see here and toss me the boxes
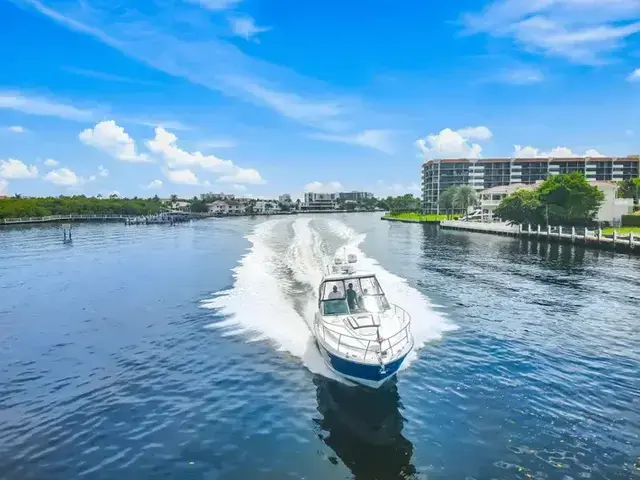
[201,216,456,377]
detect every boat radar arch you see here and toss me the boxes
[331,252,358,275]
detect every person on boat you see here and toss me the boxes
[346,283,358,310]
[327,285,342,299]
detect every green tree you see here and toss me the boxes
[538,172,604,225]
[438,187,457,219]
[494,189,544,225]
[618,178,640,209]
[454,185,477,218]
[246,199,256,215]
[190,199,209,213]
[170,194,178,204]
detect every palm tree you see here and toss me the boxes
[454,185,477,219]
[439,187,456,219]
[170,194,178,204]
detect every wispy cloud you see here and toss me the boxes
[309,129,395,154]
[197,138,237,149]
[62,66,161,86]
[7,125,26,133]
[229,16,271,42]
[462,0,640,64]
[627,68,640,81]
[185,0,242,11]
[0,90,93,121]
[305,181,343,193]
[492,66,545,85]
[13,0,378,141]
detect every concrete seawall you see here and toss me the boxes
[440,220,640,255]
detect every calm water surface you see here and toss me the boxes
[0,213,638,479]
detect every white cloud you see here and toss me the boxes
[197,138,237,150]
[415,126,493,159]
[63,66,160,86]
[45,167,80,186]
[463,0,640,64]
[585,149,605,157]
[0,159,39,179]
[88,175,97,181]
[109,190,120,197]
[147,179,163,189]
[44,158,59,167]
[98,165,109,177]
[309,129,395,154]
[231,183,247,192]
[230,16,271,41]
[147,127,234,171]
[80,121,151,163]
[377,181,420,196]
[0,91,93,121]
[218,167,265,184]
[7,125,26,133]
[627,68,640,81]
[305,181,343,193]
[500,67,544,85]
[0,178,8,195]
[513,145,606,157]
[164,168,200,185]
[147,127,264,183]
[186,0,241,11]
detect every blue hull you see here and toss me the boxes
[317,342,408,388]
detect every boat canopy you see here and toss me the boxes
[319,274,390,316]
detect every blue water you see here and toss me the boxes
[1,214,638,479]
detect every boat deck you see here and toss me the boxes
[315,305,412,365]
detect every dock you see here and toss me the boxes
[440,220,640,254]
[1,211,206,226]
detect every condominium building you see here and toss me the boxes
[338,191,374,202]
[303,192,338,210]
[422,156,640,214]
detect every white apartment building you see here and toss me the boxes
[303,192,338,210]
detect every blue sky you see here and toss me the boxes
[0,0,639,199]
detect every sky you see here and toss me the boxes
[0,0,639,199]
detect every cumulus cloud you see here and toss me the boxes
[98,164,109,177]
[7,126,26,133]
[164,168,201,185]
[513,145,605,158]
[415,126,493,159]
[0,159,39,179]
[45,167,80,186]
[147,179,163,189]
[230,16,271,41]
[305,181,343,193]
[44,158,58,167]
[147,127,264,184]
[627,68,640,81]
[218,167,265,184]
[0,178,8,195]
[79,120,151,163]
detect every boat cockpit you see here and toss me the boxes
[319,275,391,316]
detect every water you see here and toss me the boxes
[0,213,638,479]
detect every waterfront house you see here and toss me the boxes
[254,199,279,214]
[478,181,634,224]
[207,200,246,215]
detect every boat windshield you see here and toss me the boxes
[320,276,389,315]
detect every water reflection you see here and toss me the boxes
[313,376,417,479]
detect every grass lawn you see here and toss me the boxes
[602,227,640,235]
[383,212,457,222]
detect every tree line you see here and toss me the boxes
[0,195,164,220]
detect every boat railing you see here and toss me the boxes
[316,304,412,363]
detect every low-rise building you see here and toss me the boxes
[207,200,246,215]
[254,199,280,214]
